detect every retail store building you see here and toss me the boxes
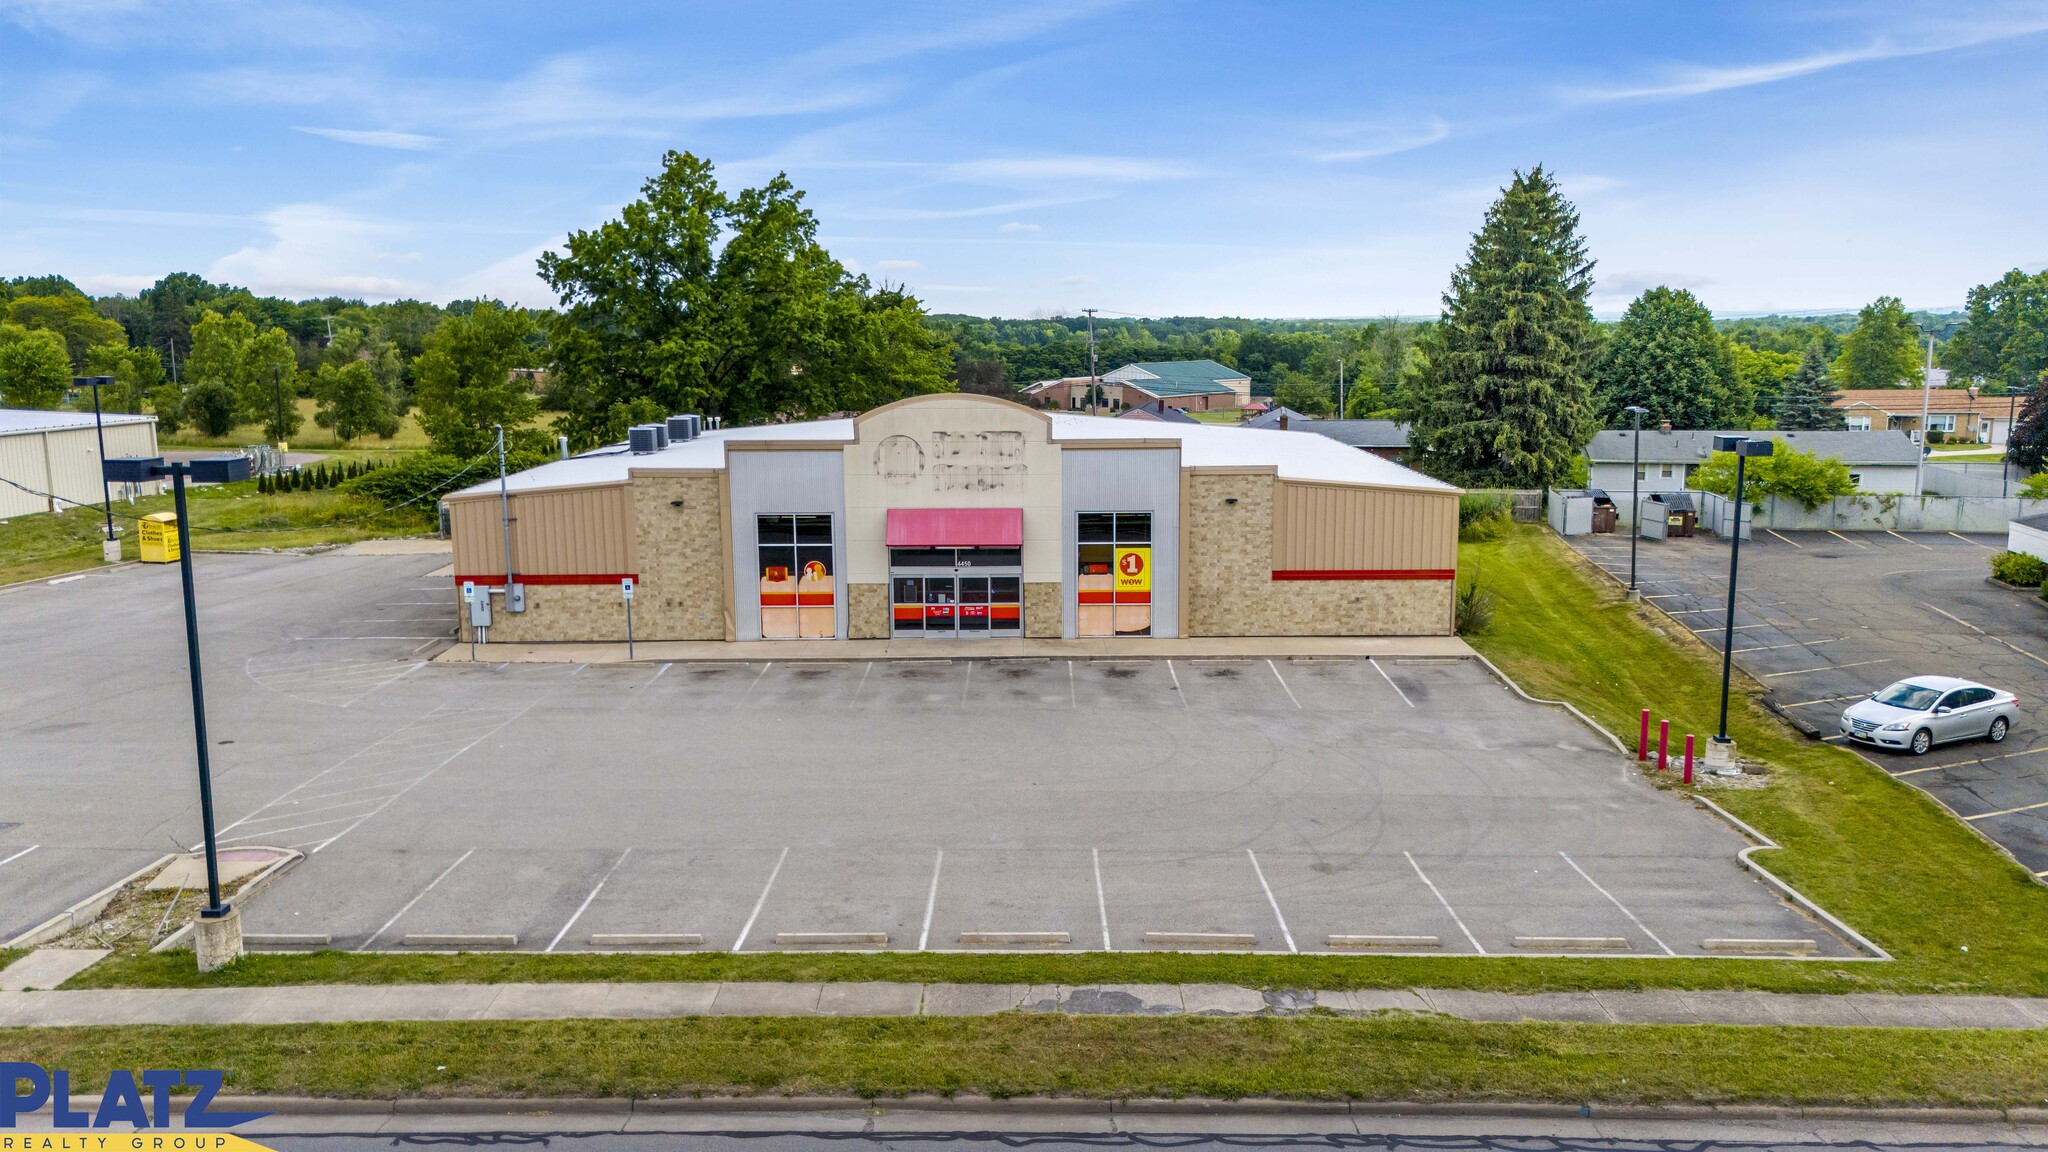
[443,394,1458,643]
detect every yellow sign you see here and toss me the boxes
[138,511,180,564]
[1114,546,1151,594]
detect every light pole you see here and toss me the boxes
[73,374,119,561]
[103,452,254,970]
[1624,405,1649,596]
[1709,434,1773,769]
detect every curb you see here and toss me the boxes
[209,1095,2048,1125]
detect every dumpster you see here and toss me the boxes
[138,511,180,563]
[1588,489,1618,534]
[1546,490,1595,536]
[1647,491,1698,538]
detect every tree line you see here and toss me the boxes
[5,149,2045,489]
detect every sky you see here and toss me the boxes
[2,1,2045,319]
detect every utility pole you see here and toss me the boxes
[271,366,286,450]
[1337,358,1346,419]
[1916,336,1934,494]
[1083,308,1100,416]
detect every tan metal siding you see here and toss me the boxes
[1272,480,1458,572]
[0,433,51,517]
[448,484,635,576]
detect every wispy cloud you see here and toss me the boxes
[875,259,921,270]
[210,204,415,299]
[999,222,1041,233]
[1568,13,2048,103]
[834,195,1101,221]
[1310,116,1450,162]
[294,126,440,151]
[947,155,1197,184]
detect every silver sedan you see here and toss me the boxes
[1839,676,2019,756]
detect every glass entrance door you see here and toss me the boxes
[891,567,1022,638]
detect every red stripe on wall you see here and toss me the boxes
[1271,569,1456,581]
[455,573,638,587]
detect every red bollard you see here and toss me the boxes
[1638,709,1651,761]
[1657,719,1670,771]
[1684,734,1696,785]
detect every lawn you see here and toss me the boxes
[0,475,438,586]
[160,398,431,456]
[64,527,2048,995]
[5,1015,2048,1107]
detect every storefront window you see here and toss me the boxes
[758,514,834,638]
[1077,512,1151,637]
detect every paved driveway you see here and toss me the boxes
[1,552,1866,958]
[1568,529,2048,877]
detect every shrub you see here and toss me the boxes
[1990,550,2045,587]
[1459,492,1512,527]
[342,448,549,509]
[1454,571,1497,635]
[2018,471,2048,500]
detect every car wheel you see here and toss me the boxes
[1989,717,2010,743]
[1910,728,1933,756]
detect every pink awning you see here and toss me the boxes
[886,507,1023,548]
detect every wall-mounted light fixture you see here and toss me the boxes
[1224,497,1238,505]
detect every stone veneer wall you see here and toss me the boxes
[458,585,625,644]
[1184,471,1450,636]
[632,474,729,639]
[1024,582,1062,638]
[848,583,888,639]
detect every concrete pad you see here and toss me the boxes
[921,983,1031,1016]
[1592,989,1700,1024]
[2015,998,2048,1026]
[1060,984,1182,1015]
[1018,984,1062,1013]
[598,982,720,1017]
[1931,996,2043,1029]
[1179,982,1266,1015]
[0,948,108,991]
[252,983,501,1023]
[1679,989,1791,1026]
[709,981,823,1015]
[816,981,923,1015]
[1345,988,1433,1015]
[1759,993,1873,1026]
[147,849,288,890]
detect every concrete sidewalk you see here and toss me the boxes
[5,980,2048,1028]
[431,635,1477,665]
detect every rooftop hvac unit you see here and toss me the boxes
[628,425,661,454]
[686,414,702,438]
[654,423,671,449]
[667,415,691,442]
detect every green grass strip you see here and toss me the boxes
[7,1016,2048,1106]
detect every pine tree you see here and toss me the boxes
[1772,343,1848,430]
[1406,166,1597,488]
[257,473,270,496]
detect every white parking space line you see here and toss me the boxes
[360,848,474,951]
[1092,847,1112,951]
[1370,659,1416,709]
[918,849,944,951]
[293,635,451,641]
[1734,638,1841,653]
[1246,849,1296,953]
[1919,603,2048,670]
[1166,659,1187,706]
[1405,851,1483,954]
[1784,694,1866,708]
[1965,799,2048,822]
[959,661,972,705]
[739,662,774,701]
[1068,660,1077,709]
[1764,530,1803,548]
[548,848,633,952]
[1825,530,1869,548]
[1763,658,1892,678]
[1559,851,1674,956]
[1887,530,1933,550]
[569,663,588,677]
[732,846,789,952]
[1690,623,1769,634]
[341,660,424,708]
[850,661,873,704]
[0,845,39,869]
[1266,659,1303,710]
[647,662,672,687]
[1950,532,1996,548]
[1893,746,2048,777]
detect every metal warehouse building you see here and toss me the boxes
[444,394,1459,644]
[0,408,162,519]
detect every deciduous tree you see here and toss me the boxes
[1832,296,1924,389]
[1592,286,1744,428]
[1404,167,1597,488]
[1942,269,2048,393]
[540,151,952,446]
[1689,441,1856,510]
[313,359,401,443]
[411,301,541,458]
[0,324,72,408]
[185,309,301,442]
[4,293,126,367]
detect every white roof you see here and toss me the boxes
[0,408,156,435]
[451,411,1454,499]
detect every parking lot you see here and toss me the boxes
[1568,528,2048,877]
[2,551,1863,958]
